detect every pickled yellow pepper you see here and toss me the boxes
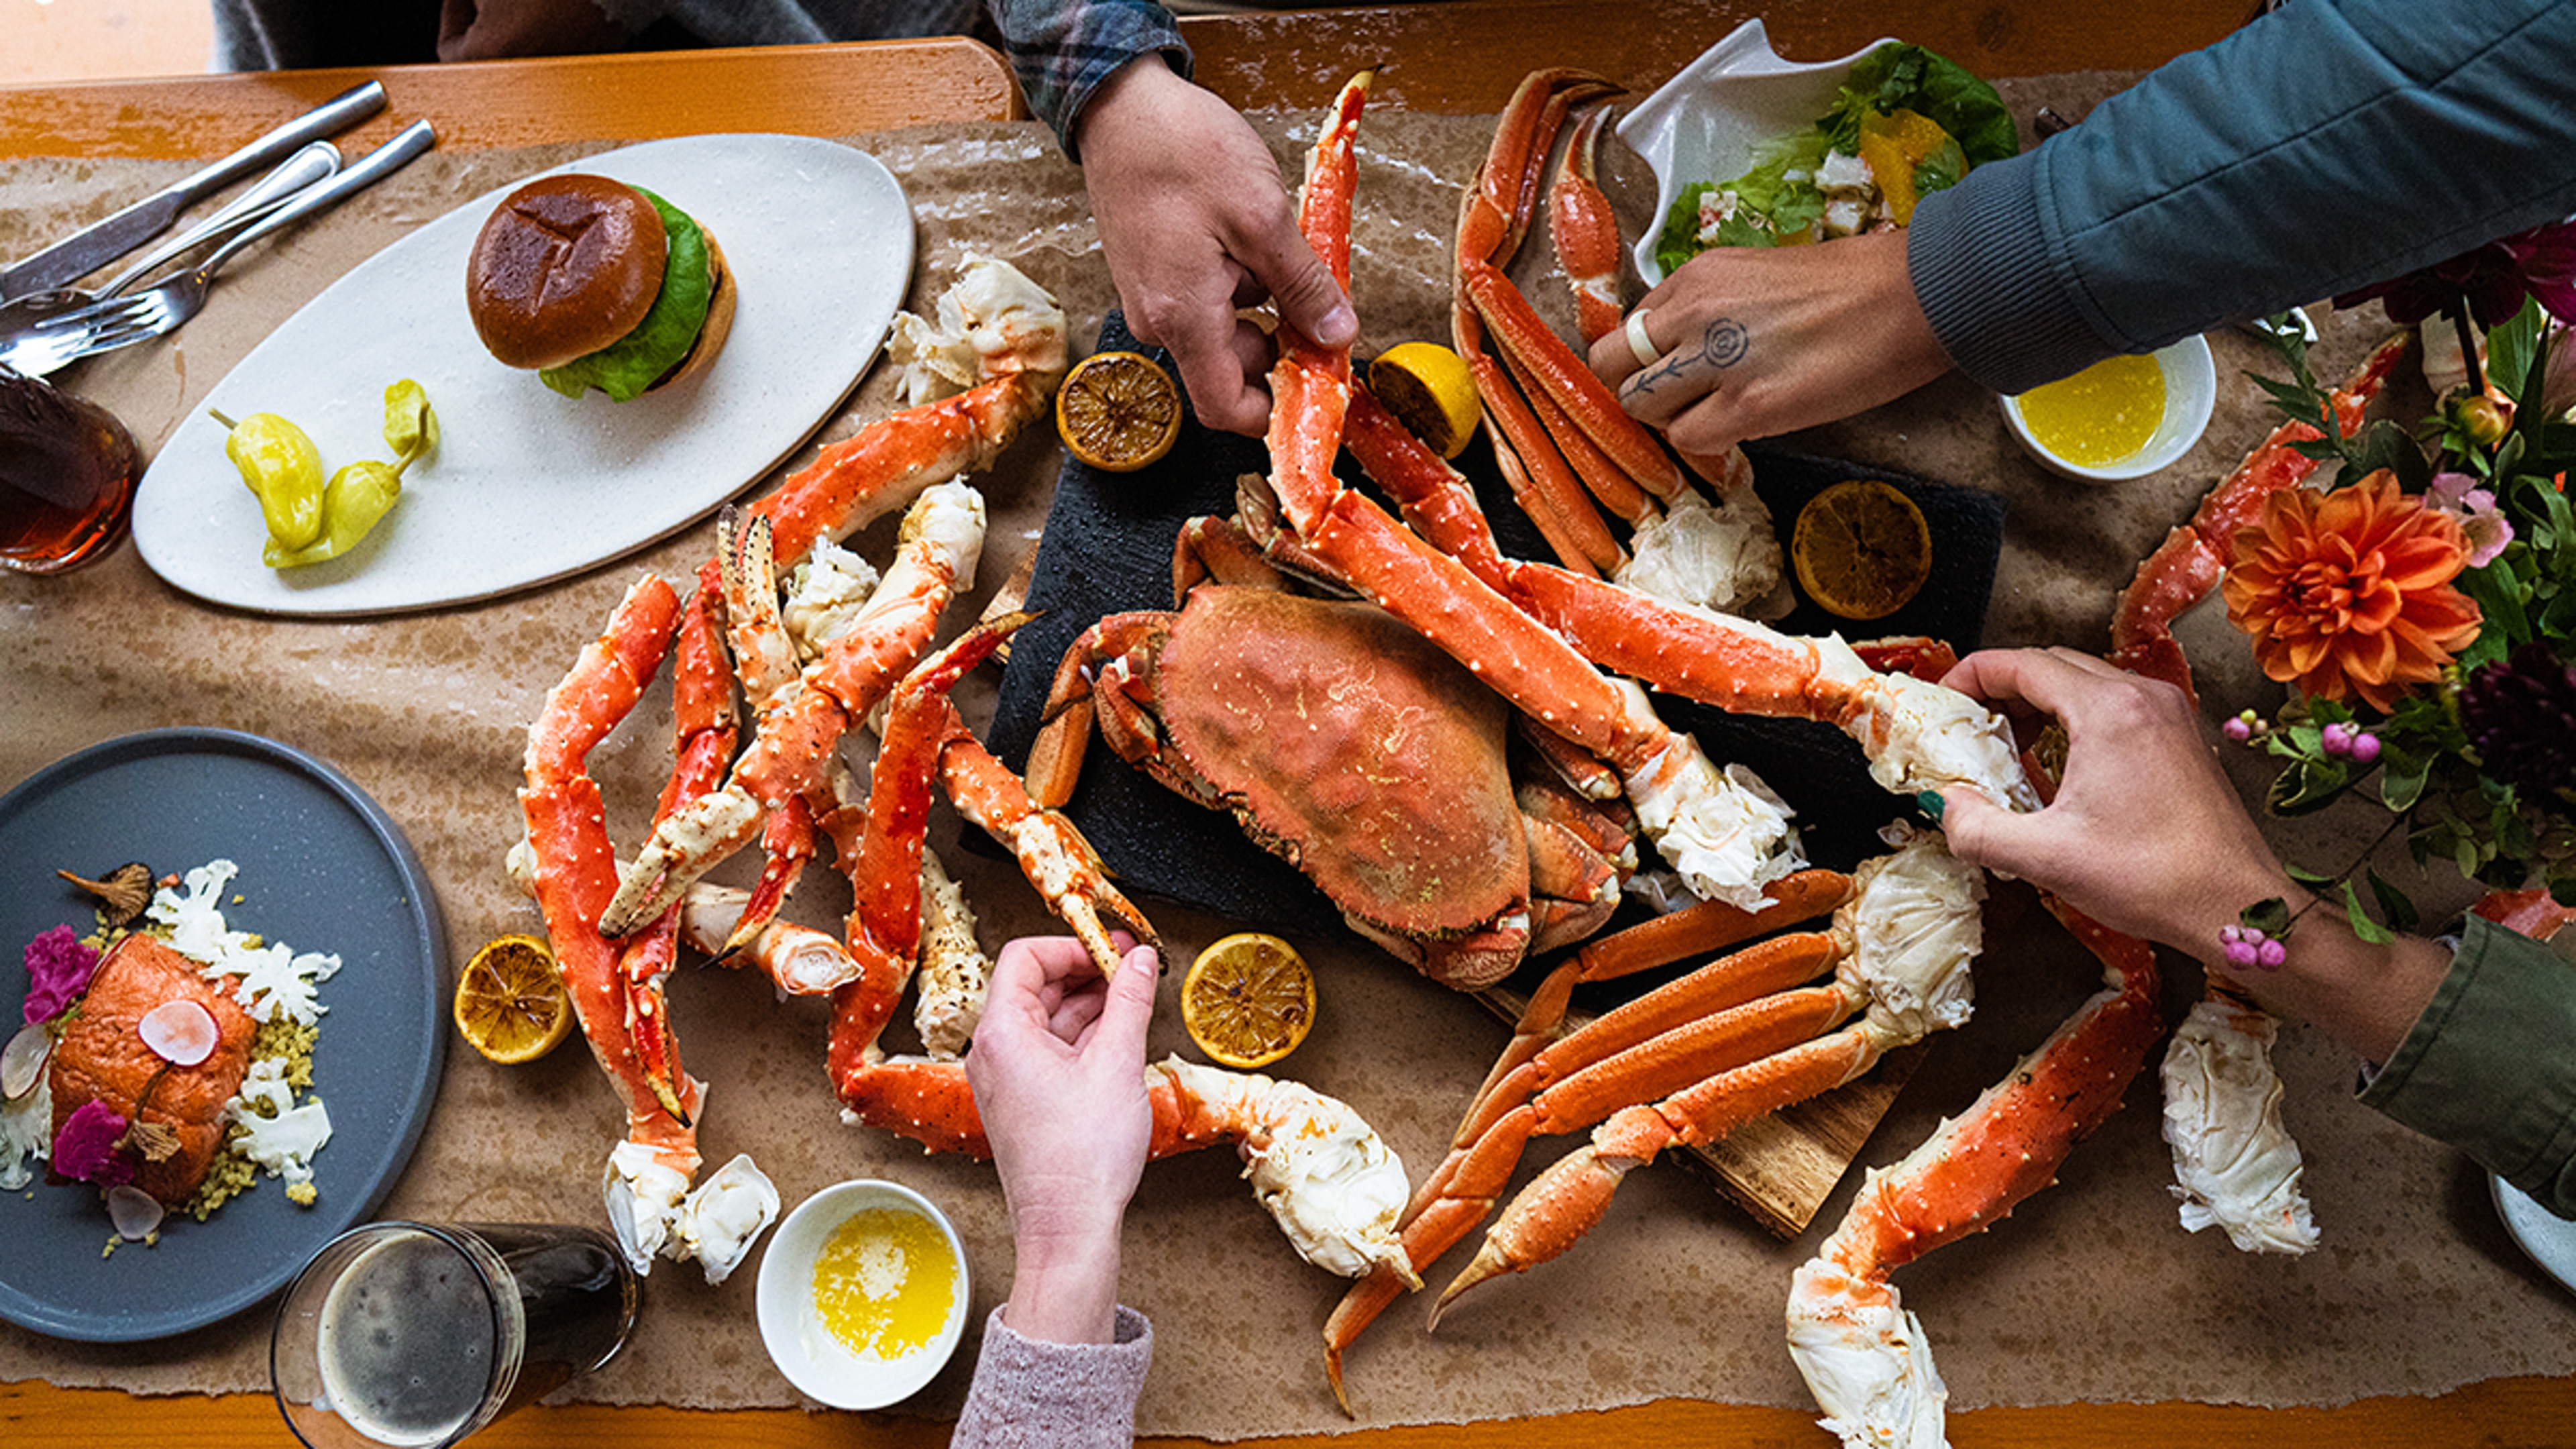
[214,380,438,570]
[212,410,326,552]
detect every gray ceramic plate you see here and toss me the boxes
[2492,1173,2576,1298]
[0,729,445,1342]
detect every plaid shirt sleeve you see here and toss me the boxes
[988,0,1191,160]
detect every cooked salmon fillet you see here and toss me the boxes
[48,934,257,1205]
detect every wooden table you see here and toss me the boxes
[3,3,2569,1445]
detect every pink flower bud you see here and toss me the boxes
[2222,716,2253,743]
[2224,939,2260,968]
[2256,937,2288,969]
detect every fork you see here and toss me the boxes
[0,140,342,343]
[0,120,435,379]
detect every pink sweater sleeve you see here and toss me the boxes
[952,1304,1154,1447]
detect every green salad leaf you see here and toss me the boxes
[539,188,714,403]
[1656,42,2015,275]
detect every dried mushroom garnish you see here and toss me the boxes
[57,862,154,926]
[119,1120,182,1163]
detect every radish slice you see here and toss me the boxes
[107,1185,164,1240]
[2,1022,51,1101]
[139,1000,219,1067]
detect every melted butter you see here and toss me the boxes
[812,1205,957,1358]
[2017,354,2167,467]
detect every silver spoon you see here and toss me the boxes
[0,140,343,341]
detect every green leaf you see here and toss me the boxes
[2379,746,2432,812]
[2267,756,2352,814]
[1911,136,1966,197]
[2284,862,2336,890]
[2347,418,2432,488]
[2339,880,2397,944]
[2367,868,2422,934]
[2489,294,2545,407]
[2240,897,2292,936]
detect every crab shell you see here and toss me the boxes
[1084,584,1610,987]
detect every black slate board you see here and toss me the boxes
[984,313,2006,943]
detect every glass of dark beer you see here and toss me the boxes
[270,1221,640,1449]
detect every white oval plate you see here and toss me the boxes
[133,133,914,616]
[1616,19,1892,287]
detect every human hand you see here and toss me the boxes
[1073,57,1358,435]
[965,933,1160,1342]
[1935,647,2453,1063]
[1931,648,2290,953]
[1587,229,1950,455]
[437,0,627,61]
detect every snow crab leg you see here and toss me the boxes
[518,575,778,1281]
[1784,899,2161,1449]
[597,258,1067,943]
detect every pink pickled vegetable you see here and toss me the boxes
[22,924,100,1025]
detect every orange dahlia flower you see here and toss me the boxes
[2220,470,2481,712]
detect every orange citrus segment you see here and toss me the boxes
[1367,341,1482,459]
[1181,932,1316,1070]
[1856,107,1957,226]
[1056,350,1183,473]
[1791,478,1933,621]
[453,933,575,1065]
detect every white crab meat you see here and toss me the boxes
[885,252,1069,406]
[1611,490,1786,619]
[1842,828,1983,1044]
[672,1152,782,1284]
[1786,1257,1951,1449]
[1155,1057,1412,1283]
[2160,996,2319,1254]
[1617,689,1808,912]
[604,1137,696,1275]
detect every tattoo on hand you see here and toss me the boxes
[1626,317,1748,399]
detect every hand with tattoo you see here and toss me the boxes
[1586,229,1953,455]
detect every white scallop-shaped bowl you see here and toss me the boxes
[755,1179,971,1409]
[2000,333,2218,482]
[1617,19,1895,287]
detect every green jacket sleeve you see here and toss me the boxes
[2359,914,2576,1217]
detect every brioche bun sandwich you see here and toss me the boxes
[466,174,735,401]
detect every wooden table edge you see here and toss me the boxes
[11,1372,2576,1446]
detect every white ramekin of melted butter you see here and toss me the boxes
[2002,333,2216,482]
[755,1179,969,1409]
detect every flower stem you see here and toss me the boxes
[2452,303,2487,397]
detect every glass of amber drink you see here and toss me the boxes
[0,366,142,576]
[270,1221,639,1448]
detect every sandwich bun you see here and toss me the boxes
[466,174,667,371]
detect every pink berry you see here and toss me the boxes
[2349,731,2381,765]
[2320,722,2351,756]
[2224,940,2260,968]
[2256,938,2288,969]
[2222,717,2253,743]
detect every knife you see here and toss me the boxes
[0,80,386,300]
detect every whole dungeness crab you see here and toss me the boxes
[1025,520,1633,989]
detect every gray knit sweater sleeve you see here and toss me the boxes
[1907,0,2576,394]
[951,1304,1154,1447]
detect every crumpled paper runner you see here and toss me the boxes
[2,75,2572,1441]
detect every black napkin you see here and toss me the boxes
[983,313,2006,943]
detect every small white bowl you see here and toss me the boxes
[1998,333,2218,482]
[1617,19,1896,287]
[755,1179,971,1409]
